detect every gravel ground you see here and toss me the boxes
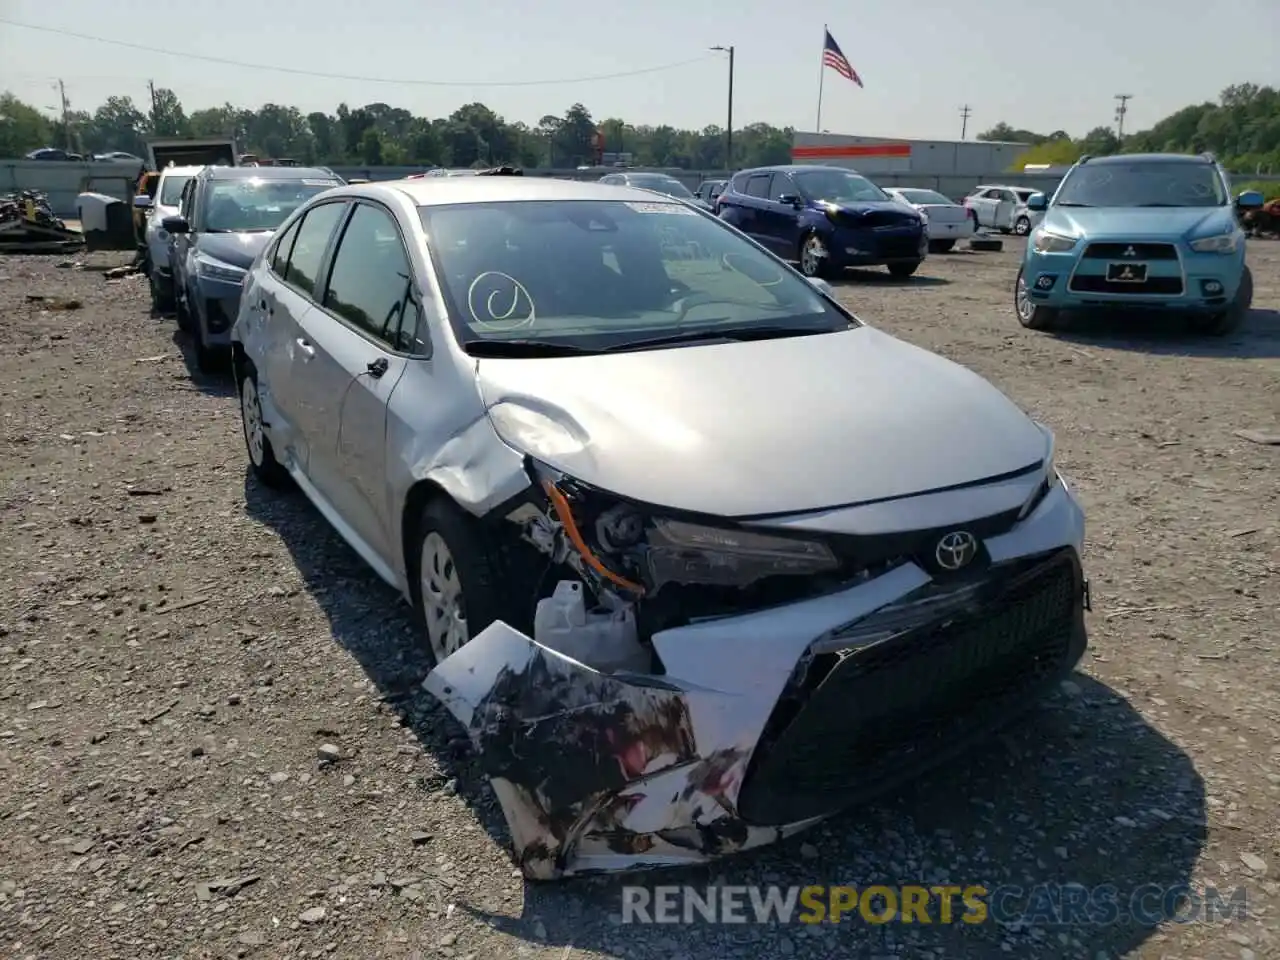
[1,241,1277,960]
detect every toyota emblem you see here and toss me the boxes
[935,531,978,571]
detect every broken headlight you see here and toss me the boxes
[646,518,839,589]
[1017,422,1057,521]
[530,461,838,595]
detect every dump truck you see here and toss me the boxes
[146,137,239,171]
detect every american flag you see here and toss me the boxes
[822,29,863,88]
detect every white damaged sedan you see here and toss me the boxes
[230,173,1089,880]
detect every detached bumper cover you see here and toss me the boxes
[425,483,1089,879]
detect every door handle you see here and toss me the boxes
[295,338,315,359]
[365,357,389,378]
[259,298,272,315]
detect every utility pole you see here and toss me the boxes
[1114,94,1133,140]
[959,105,972,140]
[711,45,735,171]
[57,79,72,151]
[148,80,159,130]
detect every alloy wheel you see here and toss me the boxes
[1015,272,1035,322]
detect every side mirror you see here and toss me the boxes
[1236,189,1265,211]
[161,215,190,234]
[133,194,153,210]
[1025,192,1048,211]
[806,276,834,297]
[777,193,802,208]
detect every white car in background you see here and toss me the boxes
[963,185,1047,236]
[885,188,977,252]
[141,164,203,311]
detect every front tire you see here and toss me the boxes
[237,361,290,488]
[1189,266,1252,336]
[411,499,517,665]
[799,232,832,279]
[1014,216,1032,236]
[888,260,921,279]
[1015,265,1061,330]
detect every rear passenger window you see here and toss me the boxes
[270,219,301,277]
[322,204,414,348]
[729,172,751,195]
[746,174,772,198]
[285,202,346,295]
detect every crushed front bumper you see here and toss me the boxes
[425,480,1089,880]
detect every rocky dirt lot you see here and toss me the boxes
[1,241,1278,960]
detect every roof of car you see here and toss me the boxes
[202,166,339,181]
[158,165,204,177]
[1086,152,1210,165]
[739,165,859,175]
[377,176,697,207]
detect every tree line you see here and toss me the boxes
[1,82,1277,173]
[985,84,1280,175]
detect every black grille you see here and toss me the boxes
[837,210,916,229]
[205,299,234,333]
[736,550,1084,825]
[1081,242,1178,261]
[1068,275,1184,295]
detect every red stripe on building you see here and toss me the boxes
[791,143,912,159]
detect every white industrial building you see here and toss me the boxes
[790,131,1031,177]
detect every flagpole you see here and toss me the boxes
[815,23,826,131]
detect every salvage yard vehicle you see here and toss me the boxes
[598,171,713,210]
[231,174,1090,880]
[165,166,342,370]
[885,187,977,252]
[964,184,1045,236]
[718,165,927,278]
[136,164,203,311]
[1015,152,1264,335]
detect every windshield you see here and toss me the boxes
[898,189,952,205]
[202,178,339,232]
[419,199,852,353]
[795,170,889,204]
[629,176,694,199]
[159,175,191,206]
[1054,161,1228,208]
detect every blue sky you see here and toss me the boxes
[2,0,1278,139]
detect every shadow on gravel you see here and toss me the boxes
[833,270,950,287]
[1052,307,1280,359]
[170,329,237,396]
[242,476,1207,959]
[240,473,512,840]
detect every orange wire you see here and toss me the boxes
[542,479,646,595]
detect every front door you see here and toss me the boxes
[295,201,421,565]
[765,171,803,255]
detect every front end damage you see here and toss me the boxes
[423,458,1090,879]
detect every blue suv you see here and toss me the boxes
[717,165,926,279]
[1015,153,1265,335]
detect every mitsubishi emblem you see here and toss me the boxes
[1123,246,1138,257]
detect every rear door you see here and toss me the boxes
[258,200,350,473]
[994,189,1017,229]
[763,171,802,255]
[293,201,421,564]
[737,173,774,247]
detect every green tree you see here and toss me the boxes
[149,86,189,137]
[0,93,53,156]
[359,127,384,165]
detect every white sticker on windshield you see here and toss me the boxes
[624,201,696,215]
[302,179,339,186]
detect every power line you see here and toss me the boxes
[1114,94,1133,140]
[959,104,972,140]
[0,18,714,88]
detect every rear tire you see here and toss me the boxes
[1014,216,1032,236]
[1189,266,1251,336]
[1015,265,1061,331]
[888,260,921,279]
[237,361,290,489]
[928,239,956,253]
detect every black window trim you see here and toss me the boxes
[314,198,432,360]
